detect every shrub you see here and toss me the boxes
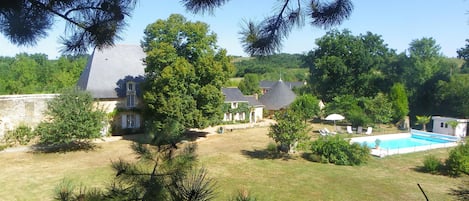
[446,143,469,176]
[4,124,35,145]
[266,142,278,153]
[310,135,370,166]
[0,144,8,151]
[423,155,442,174]
[35,88,106,148]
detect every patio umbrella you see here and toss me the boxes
[325,114,345,131]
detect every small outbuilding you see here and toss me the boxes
[432,116,469,138]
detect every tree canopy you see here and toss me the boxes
[289,94,320,122]
[238,73,260,95]
[268,109,309,154]
[305,29,394,102]
[0,54,87,94]
[142,14,234,145]
[0,0,136,54]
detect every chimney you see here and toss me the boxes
[254,93,258,100]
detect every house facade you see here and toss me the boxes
[222,88,264,123]
[77,44,146,134]
[432,116,469,138]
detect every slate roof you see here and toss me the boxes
[222,87,264,107]
[259,80,296,110]
[259,80,305,90]
[244,96,264,107]
[222,88,248,102]
[77,44,146,99]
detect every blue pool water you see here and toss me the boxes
[354,130,458,150]
[359,137,446,149]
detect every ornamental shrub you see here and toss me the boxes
[310,135,370,166]
[4,124,35,145]
[423,155,442,174]
[446,143,469,177]
[34,88,106,148]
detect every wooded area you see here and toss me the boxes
[0,54,87,95]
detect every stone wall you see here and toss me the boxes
[0,94,57,138]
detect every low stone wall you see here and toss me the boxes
[0,94,57,138]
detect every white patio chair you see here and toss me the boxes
[346,126,353,134]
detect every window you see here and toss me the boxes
[445,123,448,128]
[231,102,238,109]
[440,122,444,127]
[121,114,140,129]
[126,82,136,108]
[127,94,135,108]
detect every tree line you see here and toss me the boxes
[0,54,87,95]
[304,29,469,120]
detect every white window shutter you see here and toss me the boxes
[121,114,127,129]
[135,114,141,128]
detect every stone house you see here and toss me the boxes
[77,44,146,134]
[222,87,264,123]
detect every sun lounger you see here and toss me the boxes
[365,127,373,135]
[324,128,336,135]
[346,126,353,134]
[319,129,328,136]
[357,126,363,134]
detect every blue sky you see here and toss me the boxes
[1,0,468,59]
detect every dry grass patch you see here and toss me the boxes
[0,139,137,200]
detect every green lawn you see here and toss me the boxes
[197,127,467,201]
[0,127,467,200]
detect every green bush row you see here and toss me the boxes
[422,142,469,177]
[310,135,370,166]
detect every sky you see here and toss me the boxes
[1,0,468,59]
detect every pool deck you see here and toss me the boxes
[350,133,459,157]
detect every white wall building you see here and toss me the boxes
[432,116,469,138]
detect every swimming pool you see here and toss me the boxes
[350,130,460,157]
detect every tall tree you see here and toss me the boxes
[142,14,234,144]
[389,83,409,123]
[0,0,136,54]
[457,39,469,73]
[435,74,469,118]
[182,0,353,56]
[405,37,443,88]
[306,29,394,102]
[404,37,445,116]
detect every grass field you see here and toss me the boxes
[0,126,467,200]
